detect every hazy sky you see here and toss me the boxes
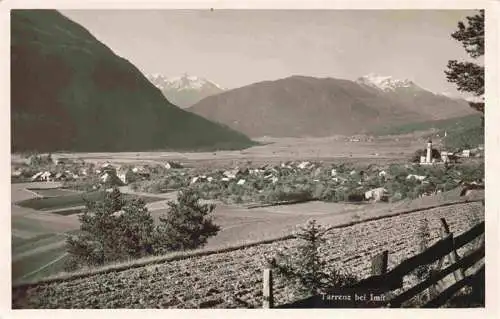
[61,9,478,94]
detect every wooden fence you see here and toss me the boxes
[264,218,485,308]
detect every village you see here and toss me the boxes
[11,138,484,207]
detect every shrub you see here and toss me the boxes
[346,191,365,202]
[265,188,314,203]
[154,188,220,253]
[270,220,358,299]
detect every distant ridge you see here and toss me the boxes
[11,10,255,152]
[188,75,474,138]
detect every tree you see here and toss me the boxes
[270,220,357,298]
[445,10,485,115]
[109,186,124,212]
[66,187,220,270]
[154,188,220,253]
[66,190,127,268]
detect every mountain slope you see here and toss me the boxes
[188,75,473,138]
[11,10,254,152]
[356,74,474,120]
[147,74,224,108]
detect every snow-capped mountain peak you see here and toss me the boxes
[356,73,420,92]
[146,73,225,91]
[145,73,226,108]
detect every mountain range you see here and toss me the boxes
[187,74,475,138]
[146,74,225,108]
[11,10,254,153]
[11,10,477,152]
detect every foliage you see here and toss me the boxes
[130,172,189,193]
[371,114,481,137]
[372,112,484,152]
[154,188,220,253]
[270,220,358,298]
[265,188,314,203]
[65,188,153,269]
[28,153,54,168]
[444,124,484,150]
[445,10,484,114]
[65,187,220,270]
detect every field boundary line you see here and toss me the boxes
[13,240,67,262]
[22,188,43,199]
[19,253,69,281]
[12,197,483,289]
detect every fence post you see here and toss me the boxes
[263,264,274,308]
[440,218,465,282]
[371,250,389,276]
[371,250,390,306]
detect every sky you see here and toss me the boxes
[61,9,479,95]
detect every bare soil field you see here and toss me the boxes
[12,201,484,309]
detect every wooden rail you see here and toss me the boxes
[266,219,485,308]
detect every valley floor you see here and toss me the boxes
[12,134,433,169]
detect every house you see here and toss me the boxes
[100,172,111,183]
[365,187,389,202]
[40,171,53,182]
[12,169,23,177]
[164,161,183,169]
[223,169,239,179]
[191,176,208,184]
[440,151,450,163]
[31,172,43,181]
[250,169,264,175]
[407,174,426,182]
[117,168,130,184]
[297,161,311,170]
[280,162,293,169]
